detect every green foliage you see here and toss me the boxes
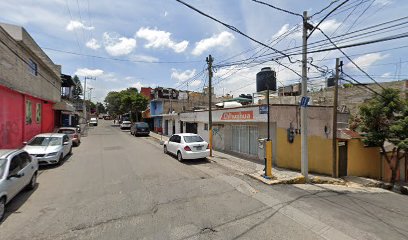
[96,102,107,114]
[343,83,353,88]
[71,75,83,100]
[104,88,148,117]
[358,88,408,185]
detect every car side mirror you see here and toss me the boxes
[7,172,24,180]
[63,142,69,145]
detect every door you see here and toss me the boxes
[173,135,181,153]
[164,120,169,136]
[338,141,348,177]
[167,135,177,154]
[62,135,71,157]
[186,123,197,134]
[179,121,183,133]
[6,155,23,199]
[172,121,176,135]
[19,152,34,186]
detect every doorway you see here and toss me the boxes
[338,141,348,177]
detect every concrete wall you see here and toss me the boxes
[0,25,61,103]
[347,139,381,179]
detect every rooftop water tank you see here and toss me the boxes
[256,67,276,92]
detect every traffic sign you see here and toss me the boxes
[300,96,310,107]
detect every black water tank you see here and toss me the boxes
[327,77,335,87]
[256,67,276,92]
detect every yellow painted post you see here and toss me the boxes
[209,127,213,157]
[265,140,272,177]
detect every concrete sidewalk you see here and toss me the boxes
[148,131,344,185]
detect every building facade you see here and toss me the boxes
[0,23,62,148]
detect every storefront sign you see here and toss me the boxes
[221,111,254,120]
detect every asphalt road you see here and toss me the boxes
[1,120,407,240]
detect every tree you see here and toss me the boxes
[358,88,408,186]
[96,102,106,114]
[104,88,148,121]
[72,75,83,100]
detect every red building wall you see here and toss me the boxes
[0,85,56,148]
[0,85,24,148]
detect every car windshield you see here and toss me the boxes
[136,123,148,128]
[0,159,6,178]
[184,135,204,143]
[58,129,75,134]
[28,137,62,146]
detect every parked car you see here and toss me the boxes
[130,122,150,136]
[0,149,38,221]
[57,127,81,146]
[23,133,73,165]
[163,133,210,161]
[120,120,132,130]
[89,117,98,126]
[103,115,111,120]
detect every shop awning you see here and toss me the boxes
[53,101,75,112]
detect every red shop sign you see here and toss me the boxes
[221,111,254,120]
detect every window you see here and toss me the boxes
[63,135,69,143]
[58,129,75,134]
[36,103,41,123]
[0,159,6,178]
[9,155,22,176]
[28,58,38,76]
[169,135,177,142]
[174,135,181,143]
[28,137,62,146]
[19,152,31,168]
[184,136,204,143]
[204,124,208,131]
[25,100,32,124]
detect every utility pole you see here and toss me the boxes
[300,11,309,180]
[83,77,95,123]
[206,55,213,157]
[332,58,341,177]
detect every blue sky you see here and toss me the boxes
[0,0,406,102]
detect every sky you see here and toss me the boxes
[0,0,406,102]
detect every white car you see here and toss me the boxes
[120,121,132,130]
[164,133,210,161]
[23,133,73,165]
[0,149,38,221]
[89,117,98,126]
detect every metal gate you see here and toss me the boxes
[231,125,259,156]
[338,141,348,177]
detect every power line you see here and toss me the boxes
[307,0,350,39]
[42,47,202,64]
[310,0,340,18]
[317,27,387,89]
[248,0,303,18]
[175,0,302,77]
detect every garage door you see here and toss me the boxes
[231,125,258,156]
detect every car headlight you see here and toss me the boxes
[46,152,59,156]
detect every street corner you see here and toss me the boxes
[247,170,306,185]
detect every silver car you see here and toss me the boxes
[57,127,81,146]
[0,149,38,222]
[23,133,73,165]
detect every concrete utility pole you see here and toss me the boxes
[83,77,96,123]
[301,11,309,180]
[332,58,341,177]
[206,55,214,157]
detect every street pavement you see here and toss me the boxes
[1,120,408,240]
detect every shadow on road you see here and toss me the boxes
[2,183,39,223]
[38,154,73,171]
[182,158,211,165]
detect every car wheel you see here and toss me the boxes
[58,153,64,165]
[0,197,5,222]
[26,172,37,190]
[164,146,168,154]
[177,151,183,162]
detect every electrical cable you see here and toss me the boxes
[248,0,303,18]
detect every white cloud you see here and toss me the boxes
[85,38,101,50]
[346,53,389,68]
[190,80,201,87]
[164,11,168,17]
[192,31,235,56]
[103,32,137,56]
[381,72,392,78]
[66,20,94,31]
[273,24,290,39]
[171,69,196,82]
[129,54,158,63]
[75,68,104,77]
[319,19,342,33]
[135,27,189,53]
[132,81,143,91]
